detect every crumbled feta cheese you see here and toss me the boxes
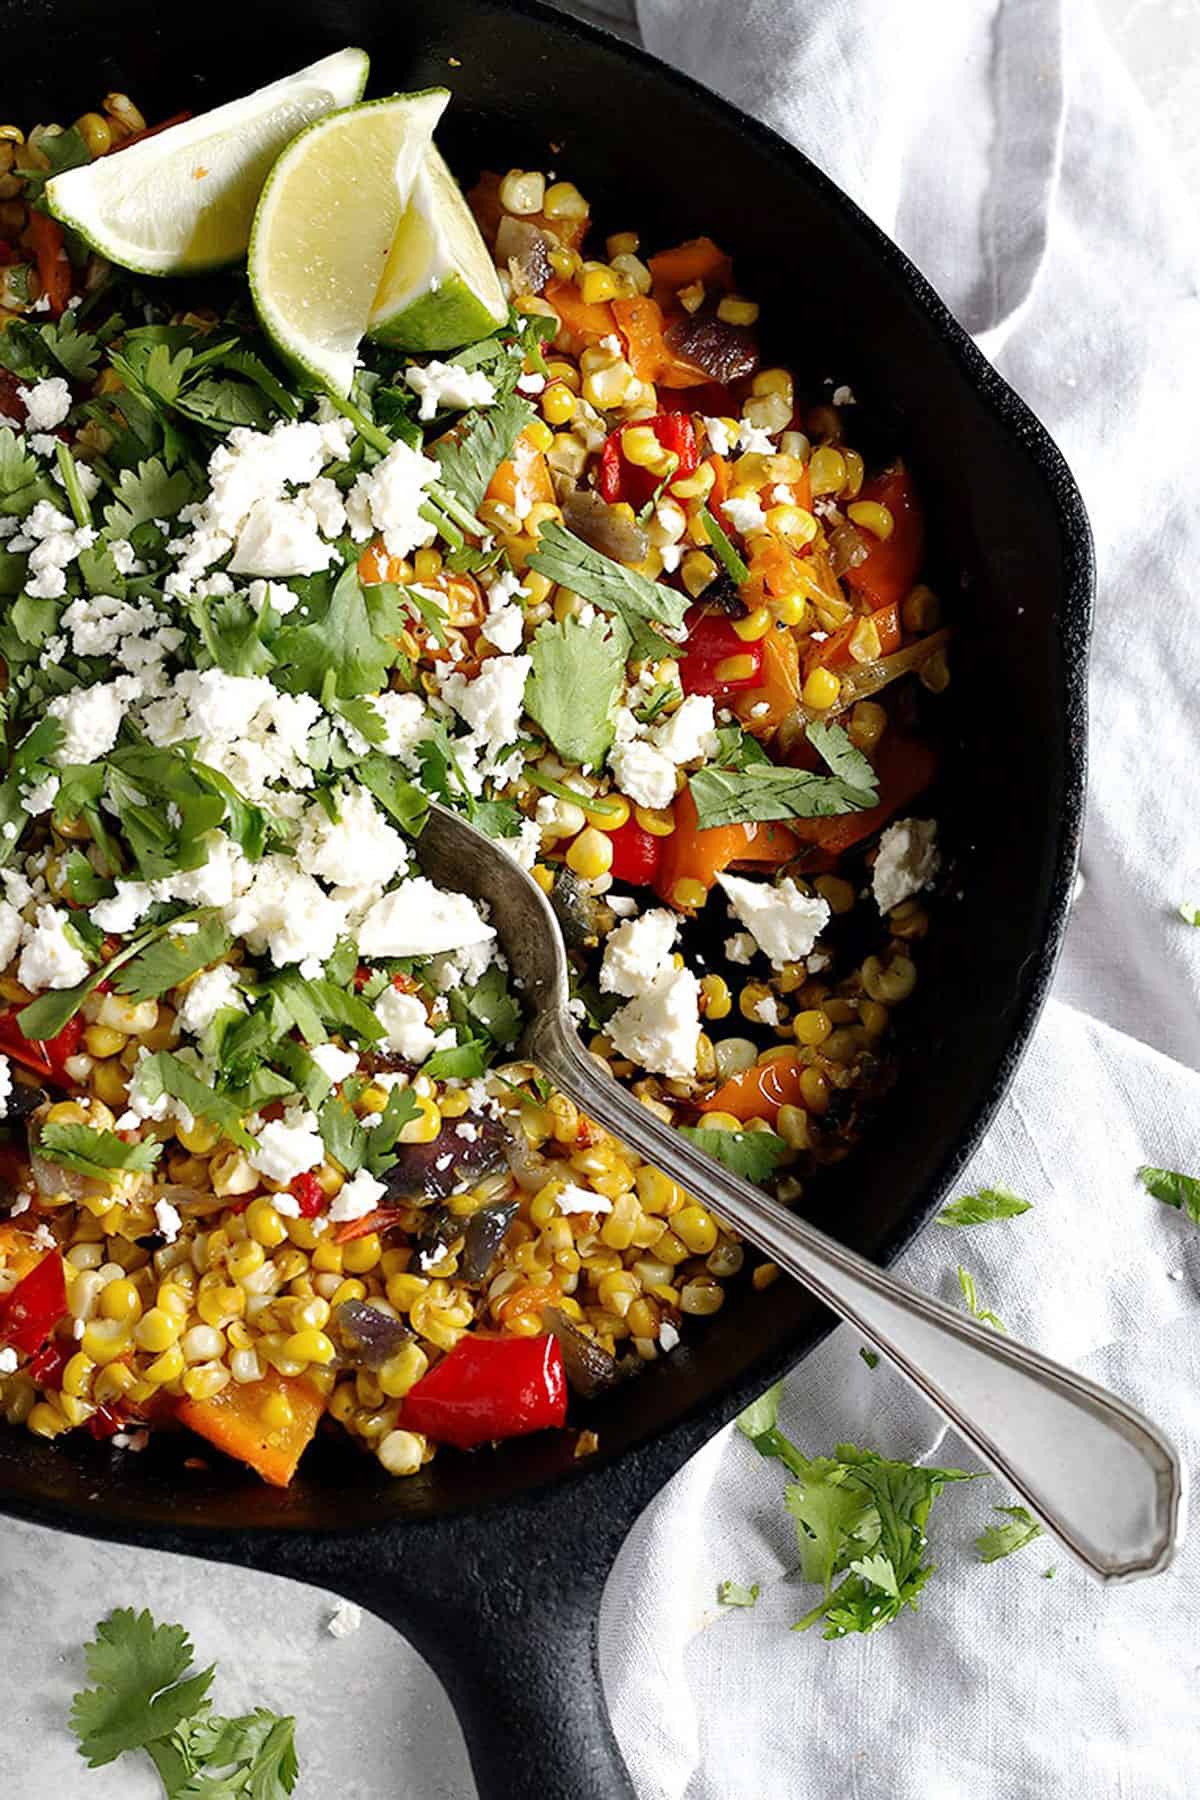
[404,359,496,420]
[328,1167,388,1223]
[724,932,756,965]
[606,964,701,1080]
[371,690,435,762]
[309,1042,360,1086]
[20,774,59,817]
[440,655,532,765]
[752,995,781,1026]
[515,372,546,396]
[17,376,71,431]
[872,818,940,915]
[224,856,348,968]
[176,963,245,1036]
[327,1599,363,1639]
[296,787,408,896]
[608,709,677,810]
[0,1053,11,1120]
[141,670,320,806]
[600,908,677,997]
[345,437,439,559]
[47,680,131,765]
[357,878,495,960]
[0,1346,18,1375]
[702,416,736,456]
[20,498,96,600]
[247,577,300,617]
[228,495,337,577]
[0,903,21,972]
[737,422,777,455]
[650,694,718,765]
[18,905,91,991]
[831,384,857,406]
[555,1181,613,1216]
[718,873,830,969]
[500,817,542,871]
[248,1106,324,1184]
[480,599,526,654]
[723,493,767,536]
[659,1321,680,1352]
[154,1197,183,1243]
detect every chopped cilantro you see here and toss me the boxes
[679,1125,788,1184]
[524,612,629,768]
[957,1265,1007,1331]
[859,1347,880,1370]
[937,1187,1032,1227]
[716,1580,760,1608]
[112,915,233,1004]
[433,392,534,513]
[976,1504,1043,1564]
[1138,1163,1200,1226]
[689,722,878,828]
[133,1051,254,1151]
[272,562,407,698]
[700,504,749,585]
[38,1122,162,1185]
[528,520,688,656]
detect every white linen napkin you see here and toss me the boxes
[578,1,1200,1795]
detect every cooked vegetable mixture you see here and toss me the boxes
[0,75,946,1485]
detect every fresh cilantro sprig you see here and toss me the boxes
[132,1051,255,1151]
[69,1607,299,1797]
[1138,1163,1200,1225]
[717,1580,760,1608]
[112,915,233,1004]
[434,392,534,513]
[524,612,629,767]
[976,1504,1043,1564]
[957,1265,1007,1331]
[38,1122,162,1185]
[528,520,688,658]
[700,504,750,585]
[689,721,878,829]
[937,1187,1032,1227]
[1179,903,1200,927]
[17,908,205,1041]
[678,1125,788,1185]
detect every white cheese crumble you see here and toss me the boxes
[328,1168,388,1223]
[0,1346,18,1375]
[357,878,495,961]
[224,856,349,969]
[555,1181,613,1216]
[724,932,756,965]
[176,964,245,1037]
[440,654,532,768]
[327,1599,363,1639]
[345,437,440,559]
[309,1042,360,1086]
[717,873,831,969]
[248,1106,324,1184]
[371,690,435,762]
[47,680,133,766]
[600,908,678,998]
[375,986,437,1062]
[658,1321,680,1353]
[154,1197,183,1244]
[606,964,701,1080]
[296,787,409,899]
[404,359,496,420]
[872,818,939,915]
[18,906,91,991]
[702,416,735,456]
[723,493,767,536]
[649,694,718,765]
[0,1053,11,1120]
[17,376,71,431]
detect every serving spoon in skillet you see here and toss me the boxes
[418,802,1185,1581]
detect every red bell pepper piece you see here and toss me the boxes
[0,1007,83,1087]
[678,607,765,698]
[86,1403,128,1440]
[288,1172,326,1219]
[845,463,924,609]
[0,1250,67,1354]
[597,413,698,509]
[27,1337,70,1389]
[606,815,663,887]
[402,1332,567,1449]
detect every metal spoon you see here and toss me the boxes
[417,803,1185,1580]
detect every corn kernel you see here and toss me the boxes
[27,1402,69,1438]
[713,653,757,684]
[83,1024,125,1059]
[813,874,855,915]
[848,699,887,752]
[578,262,619,305]
[808,447,847,496]
[731,607,772,642]
[543,180,588,219]
[776,1103,810,1150]
[378,1428,425,1476]
[62,1352,95,1399]
[565,826,614,880]
[611,251,652,295]
[342,1233,382,1274]
[500,168,546,215]
[793,1008,832,1047]
[582,360,634,411]
[674,1205,719,1255]
[920,648,951,693]
[671,878,708,911]
[802,666,841,710]
[99,1277,142,1324]
[669,462,715,501]
[765,504,818,547]
[717,295,759,326]
[799,1067,830,1113]
[634,805,676,837]
[841,448,865,499]
[177,1115,222,1154]
[681,550,718,598]
[246,1196,287,1247]
[586,794,631,832]
[81,1318,131,1365]
[847,500,894,541]
[378,1342,429,1399]
[622,424,673,474]
[902,584,940,632]
[283,1328,335,1366]
[699,974,732,1021]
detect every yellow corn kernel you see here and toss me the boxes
[862,953,917,1004]
[399,1097,441,1145]
[176,1114,222,1155]
[810,874,853,916]
[680,551,717,598]
[547,243,582,279]
[674,1204,719,1255]
[227,1238,265,1282]
[309,1241,343,1276]
[801,666,841,710]
[841,448,865,499]
[500,168,546,214]
[606,230,639,258]
[584,794,630,833]
[846,699,887,753]
[565,826,614,880]
[386,1271,428,1314]
[197,1282,245,1328]
[102,91,146,134]
[181,1362,230,1402]
[81,1318,132,1365]
[99,1277,142,1324]
[621,424,673,474]
[847,500,894,541]
[859,999,890,1039]
[902,584,940,633]
[156,1281,190,1320]
[342,1233,382,1274]
[752,1261,781,1291]
[717,295,759,326]
[242,1196,285,1248]
[776,1103,810,1150]
[545,358,581,390]
[413,547,444,582]
[634,805,675,838]
[378,1428,425,1476]
[90,1060,130,1107]
[793,1008,832,1047]
[799,1067,829,1114]
[210,1149,257,1196]
[83,1024,125,1059]
[808,446,847,496]
[378,1342,429,1399]
[673,278,704,314]
[699,974,732,1021]
[95,993,158,1035]
[752,367,794,399]
[27,1402,69,1439]
[282,1328,335,1367]
[611,251,652,296]
[847,617,882,666]
[766,504,819,548]
[578,262,619,305]
[61,1352,95,1399]
[920,648,951,693]
[582,360,634,411]
[713,653,757,685]
[543,180,588,219]
[516,414,552,456]
[671,878,708,911]
[731,606,772,642]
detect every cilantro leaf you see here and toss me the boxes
[679,1125,788,1184]
[187,593,275,677]
[976,1503,1043,1564]
[358,755,429,836]
[62,849,114,905]
[38,1121,162,1184]
[709,721,768,770]
[957,1265,1007,1331]
[859,1347,880,1370]
[42,312,103,381]
[422,1039,490,1080]
[176,1709,299,1799]
[937,1187,1032,1227]
[434,393,534,513]
[736,1381,808,1478]
[448,963,522,1048]
[134,1051,254,1150]
[1138,1163,1200,1225]
[113,916,234,1004]
[716,1580,760,1608]
[690,761,878,829]
[273,563,406,698]
[102,456,196,540]
[700,505,749,585]
[16,903,188,1039]
[0,424,55,517]
[529,520,689,651]
[1178,903,1200,927]
[69,1608,215,1768]
[524,612,629,767]
[318,1083,418,1175]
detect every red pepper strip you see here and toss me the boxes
[107,110,193,154]
[803,601,902,678]
[788,734,937,856]
[27,1338,70,1390]
[402,1333,567,1449]
[288,1172,326,1219]
[0,1251,68,1354]
[678,607,765,698]
[86,1403,128,1440]
[334,1206,407,1245]
[28,211,72,317]
[0,1008,83,1086]
[845,463,924,609]
[606,815,663,887]
[597,413,698,509]
[657,381,736,418]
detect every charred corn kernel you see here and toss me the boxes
[713,654,757,685]
[848,699,888,752]
[565,826,613,880]
[862,953,917,1003]
[669,877,707,911]
[176,1115,222,1155]
[227,1238,265,1282]
[96,993,158,1035]
[243,1196,285,1248]
[753,1261,781,1291]
[699,974,732,1021]
[766,504,819,547]
[582,359,634,411]
[579,262,619,305]
[543,178,587,218]
[98,1277,141,1324]
[197,1283,244,1327]
[776,1103,811,1150]
[386,1272,428,1313]
[378,1342,430,1399]
[840,447,865,499]
[680,551,718,598]
[793,1008,832,1048]
[680,1277,725,1316]
[210,1149,257,1196]
[611,251,652,295]
[399,1097,441,1144]
[920,648,951,693]
[669,461,715,501]
[500,168,546,214]
[181,1362,230,1402]
[799,1067,830,1113]
[902,583,940,632]
[62,1352,95,1399]
[378,1428,425,1476]
[329,1382,357,1425]
[342,1233,382,1275]
[808,446,847,496]
[675,1205,719,1255]
[157,1281,190,1320]
[282,1328,335,1366]
[81,1318,131,1364]
[802,666,841,710]
[103,92,146,134]
[847,500,894,541]
[859,999,889,1039]
[717,294,759,325]
[634,804,675,837]
[83,1024,124,1059]
[27,1402,68,1439]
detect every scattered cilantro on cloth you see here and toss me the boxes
[937,1187,1032,1227]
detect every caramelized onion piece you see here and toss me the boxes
[561,487,648,565]
[461,1198,520,1281]
[543,1306,622,1398]
[664,312,759,383]
[334,1299,412,1369]
[496,215,553,296]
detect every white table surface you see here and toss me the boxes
[5,9,1199,1798]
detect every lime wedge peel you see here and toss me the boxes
[368,146,508,353]
[45,48,370,276]
[248,89,449,398]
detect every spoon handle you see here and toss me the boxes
[528,1011,1184,1581]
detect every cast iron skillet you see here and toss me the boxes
[0,1,1093,1793]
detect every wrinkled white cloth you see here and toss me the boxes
[567,1,1200,1796]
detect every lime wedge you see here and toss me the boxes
[249,90,449,397]
[45,49,370,276]
[367,147,508,353]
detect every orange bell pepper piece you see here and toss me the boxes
[788,734,936,856]
[845,463,924,609]
[653,786,797,909]
[29,212,71,317]
[544,276,617,347]
[486,427,556,512]
[802,601,902,677]
[176,1366,327,1488]
[0,1222,44,1284]
[700,1054,806,1123]
[733,627,801,735]
[648,236,734,310]
[610,294,711,390]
